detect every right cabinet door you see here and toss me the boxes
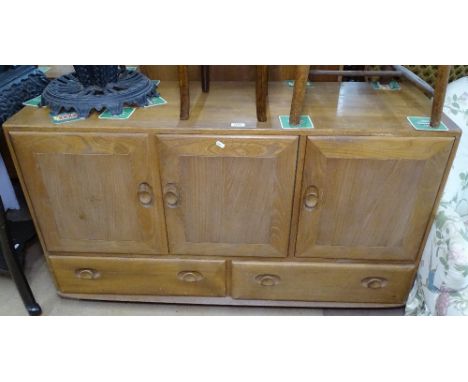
[296,136,454,261]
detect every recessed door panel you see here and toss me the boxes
[10,132,168,254]
[296,136,453,260]
[158,135,298,257]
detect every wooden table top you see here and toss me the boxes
[4,81,460,137]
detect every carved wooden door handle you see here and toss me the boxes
[75,268,101,280]
[303,185,319,210]
[361,277,388,289]
[164,183,180,208]
[255,274,281,286]
[177,271,204,283]
[138,182,153,207]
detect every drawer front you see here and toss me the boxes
[231,261,415,304]
[50,256,226,297]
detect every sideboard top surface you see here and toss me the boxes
[4,81,460,137]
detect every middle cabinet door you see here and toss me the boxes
[157,135,298,257]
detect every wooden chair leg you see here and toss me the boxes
[0,198,41,316]
[178,65,190,120]
[430,65,451,128]
[201,65,210,93]
[289,65,310,126]
[256,65,268,122]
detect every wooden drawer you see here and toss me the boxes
[231,261,415,304]
[50,256,226,297]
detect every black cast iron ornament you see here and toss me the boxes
[41,65,159,118]
[0,65,49,124]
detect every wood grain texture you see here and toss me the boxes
[289,65,310,125]
[9,132,168,254]
[178,65,190,120]
[295,136,454,261]
[231,261,415,304]
[50,255,226,297]
[3,78,460,307]
[431,66,451,127]
[287,135,307,257]
[255,65,268,122]
[157,135,298,257]
[4,82,461,137]
[409,116,462,284]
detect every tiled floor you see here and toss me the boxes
[0,241,405,316]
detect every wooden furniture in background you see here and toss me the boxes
[290,65,452,127]
[3,79,460,307]
[140,65,341,82]
[178,65,269,122]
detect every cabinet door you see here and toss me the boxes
[157,135,298,257]
[296,136,454,261]
[10,132,168,254]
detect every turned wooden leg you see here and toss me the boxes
[201,65,210,93]
[256,65,268,122]
[178,65,190,120]
[289,65,310,126]
[430,65,451,128]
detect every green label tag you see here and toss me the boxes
[144,96,168,108]
[279,115,314,129]
[99,107,136,120]
[127,66,138,72]
[50,112,84,124]
[22,95,42,107]
[407,116,448,131]
[371,80,401,91]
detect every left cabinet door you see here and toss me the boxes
[9,132,168,254]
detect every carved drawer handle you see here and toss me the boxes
[361,277,388,289]
[177,271,204,283]
[138,182,153,207]
[164,183,180,208]
[303,186,319,210]
[255,274,281,287]
[75,268,101,280]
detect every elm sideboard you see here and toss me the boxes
[3,80,460,307]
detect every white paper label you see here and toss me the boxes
[216,141,226,148]
[230,122,246,128]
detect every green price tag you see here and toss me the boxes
[279,115,314,129]
[99,107,136,120]
[407,116,448,131]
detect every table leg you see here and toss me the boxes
[289,65,310,126]
[178,65,190,120]
[256,65,268,122]
[201,65,210,93]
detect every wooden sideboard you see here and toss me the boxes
[3,80,460,307]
